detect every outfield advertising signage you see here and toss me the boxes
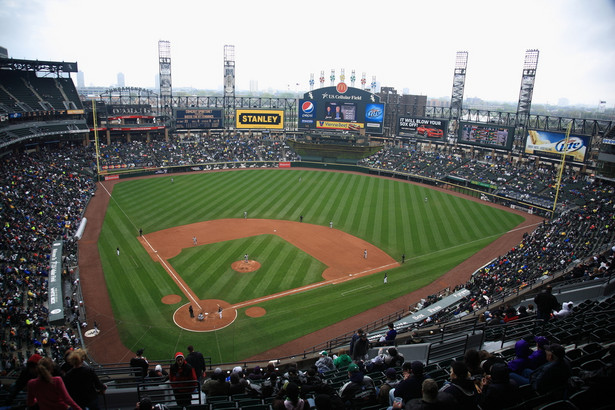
[525,129,591,163]
[299,99,316,126]
[458,122,514,150]
[298,85,383,134]
[398,116,448,140]
[235,109,284,129]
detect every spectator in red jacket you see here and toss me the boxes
[169,352,197,408]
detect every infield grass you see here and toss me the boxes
[97,169,525,363]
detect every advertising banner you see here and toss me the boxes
[48,241,64,325]
[236,109,284,129]
[316,120,365,131]
[299,99,316,126]
[525,129,591,163]
[398,116,448,139]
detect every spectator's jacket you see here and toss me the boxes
[169,362,197,393]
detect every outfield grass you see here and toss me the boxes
[97,169,524,363]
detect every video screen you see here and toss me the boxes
[324,102,356,121]
[458,122,514,150]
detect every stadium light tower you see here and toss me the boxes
[158,40,172,120]
[224,45,236,128]
[516,49,540,150]
[449,51,468,121]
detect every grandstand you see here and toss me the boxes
[1,57,615,409]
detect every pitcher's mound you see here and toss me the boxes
[232,260,261,272]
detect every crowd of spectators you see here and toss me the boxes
[0,146,95,376]
[358,147,597,209]
[98,133,298,170]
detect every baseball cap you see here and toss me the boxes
[214,367,223,374]
[348,363,360,372]
[534,336,549,348]
[411,361,424,375]
[28,354,43,364]
[174,352,184,359]
[136,348,145,356]
[320,350,328,356]
[155,365,162,372]
[233,366,243,373]
[545,344,566,359]
[385,368,397,378]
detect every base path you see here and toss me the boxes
[141,219,399,332]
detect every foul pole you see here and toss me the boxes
[551,123,572,218]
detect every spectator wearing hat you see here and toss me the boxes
[64,349,107,410]
[338,362,378,408]
[377,367,400,406]
[202,368,230,397]
[352,332,370,362]
[390,361,427,406]
[438,361,479,410]
[315,350,334,374]
[169,352,197,407]
[130,348,149,381]
[27,357,82,410]
[384,347,405,368]
[7,353,44,405]
[405,378,453,410]
[508,343,571,395]
[248,365,264,381]
[147,364,169,382]
[478,363,520,410]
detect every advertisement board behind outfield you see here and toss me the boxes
[236,109,284,129]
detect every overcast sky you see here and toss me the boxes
[1,0,614,106]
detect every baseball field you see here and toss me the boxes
[92,168,525,363]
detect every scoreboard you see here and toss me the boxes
[298,85,384,134]
[175,109,223,129]
[458,122,514,150]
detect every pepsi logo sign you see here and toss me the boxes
[301,101,314,114]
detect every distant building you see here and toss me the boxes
[377,87,427,136]
[0,46,8,58]
[117,72,125,87]
[77,71,85,88]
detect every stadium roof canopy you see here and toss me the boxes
[0,57,78,74]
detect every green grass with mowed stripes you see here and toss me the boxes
[97,169,524,363]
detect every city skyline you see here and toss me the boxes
[1,0,614,107]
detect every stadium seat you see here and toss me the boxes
[537,400,580,410]
[210,401,237,409]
